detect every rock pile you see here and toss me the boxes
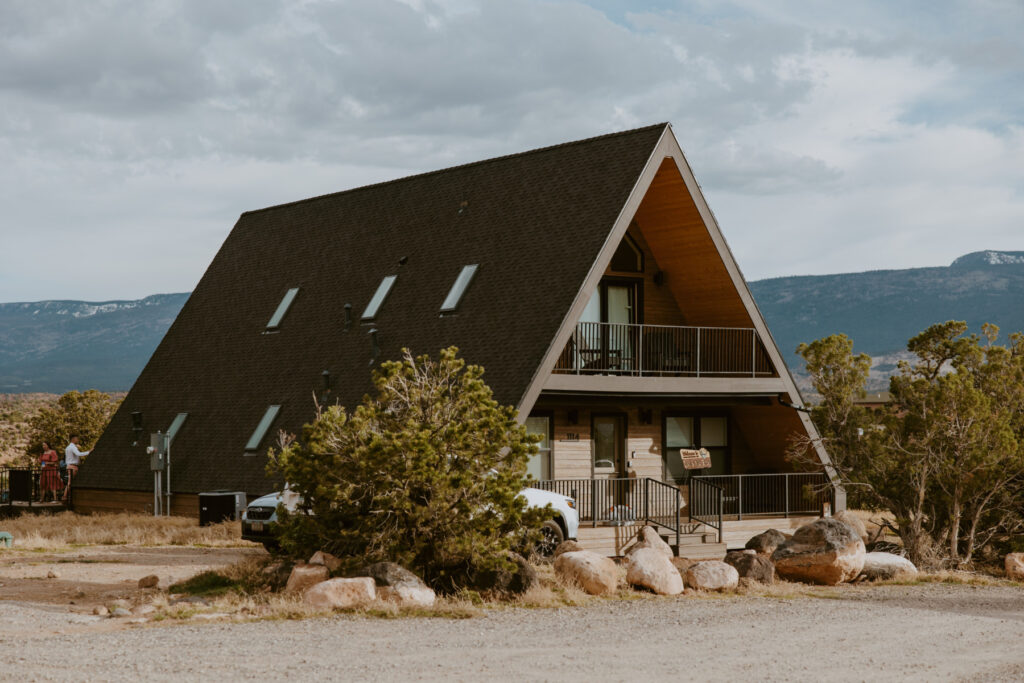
[772,518,866,585]
[684,561,739,592]
[724,550,775,583]
[554,550,619,595]
[624,548,683,595]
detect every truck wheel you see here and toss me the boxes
[537,519,565,558]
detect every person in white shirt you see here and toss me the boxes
[63,435,90,501]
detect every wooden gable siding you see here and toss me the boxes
[603,228,687,327]
[633,158,754,329]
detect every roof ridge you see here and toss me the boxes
[241,122,670,217]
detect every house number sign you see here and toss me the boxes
[561,433,580,442]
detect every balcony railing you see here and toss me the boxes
[553,322,776,377]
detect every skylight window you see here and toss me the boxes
[441,264,479,313]
[266,288,300,329]
[166,413,188,443]
[245,405,281,452]
[361,275,397,320]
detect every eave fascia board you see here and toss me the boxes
[515,123,673,422]
[657,132,836,475]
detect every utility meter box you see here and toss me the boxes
[149,432,169,471]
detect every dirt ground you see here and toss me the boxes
[1,544,1023,681]
[0,545,260,623]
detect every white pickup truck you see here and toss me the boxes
[242,486,579,557]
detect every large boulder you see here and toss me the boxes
[859,553,917,581]
[684,561,739,592]
[834,510,868,543]
[625,548,684,595]
[553,540,584,558]
[624,526,673,558]
[745,529,788,555]
[285,563,330,593]
[554,550,619,595]
[772,518,866,585]
[724,551,775,584]
[1004,553,1024,581]
[351,562,436,607]
[304,577,376,609]
[309,551,343,573]
[473,552,538,595]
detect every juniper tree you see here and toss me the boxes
[269,347,547,592]
[27,390,120,462]
[789,323,1024,567]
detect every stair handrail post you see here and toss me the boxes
[717,487,723,543]
[591,478,597,528]
[643,477,649,525]
[675,484,681,548]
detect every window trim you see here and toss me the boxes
[609,233,645,273]
[361,275,398,321]
[245,405,281,452]
[661,411,730,481]
[440,264,479,313]
[266,287,300,330]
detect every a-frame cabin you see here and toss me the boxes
[76,123,839,556]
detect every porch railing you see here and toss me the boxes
[533,477,684,546]
[0,467,43,506]
[690,473,833,520]
[553,322,776,377]
[688,477,724,543]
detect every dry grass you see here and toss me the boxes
[0,512,254,550]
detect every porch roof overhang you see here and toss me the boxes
[542,374,789,395]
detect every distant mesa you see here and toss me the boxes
[950,250,1024,267]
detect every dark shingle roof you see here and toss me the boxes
[78,123,668,495]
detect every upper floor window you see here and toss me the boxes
[610,234,643,273]
[440,265,479,313]
[362,275,397,321]
[266,288,300,329]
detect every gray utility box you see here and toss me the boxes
[198,491,247,526]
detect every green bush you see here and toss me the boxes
[269,347,547,593]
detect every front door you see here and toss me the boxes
[593,414,630,514]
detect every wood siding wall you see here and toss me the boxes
[540,401,809,480]
[550,406,664,480]
[72,488,200,517]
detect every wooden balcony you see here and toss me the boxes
[553,322,777,378]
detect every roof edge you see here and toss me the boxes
[239,123,671,218]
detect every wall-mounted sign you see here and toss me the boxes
[561,433,580,442]
[680,447,711,470]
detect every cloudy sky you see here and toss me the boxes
[1,0,1021,302]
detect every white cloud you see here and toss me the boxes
[0,0,1021,300]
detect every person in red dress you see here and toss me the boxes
[38,442,63,502]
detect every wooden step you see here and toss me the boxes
[672,542,727,561]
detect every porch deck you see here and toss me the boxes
[538,472,833,557]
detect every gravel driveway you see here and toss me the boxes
[3,583,1023,681]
